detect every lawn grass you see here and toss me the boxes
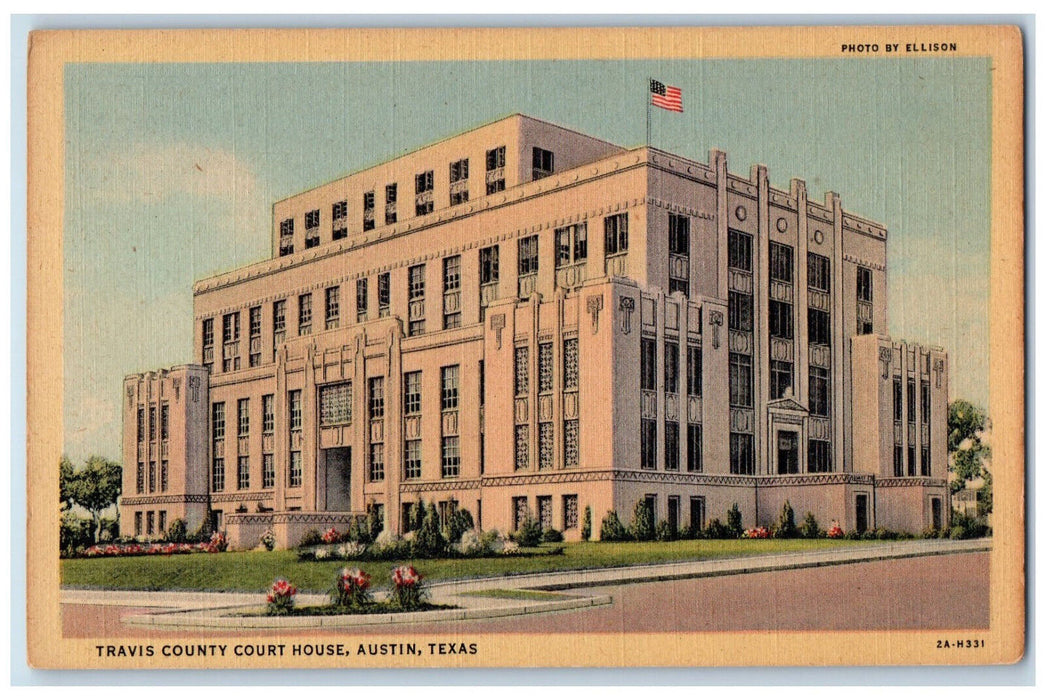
[465,589,567,601]
[61,538,880,594]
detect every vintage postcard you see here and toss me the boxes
[26,25,1024,669]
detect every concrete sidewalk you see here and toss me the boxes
[62,537,990,629]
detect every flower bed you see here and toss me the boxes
[81,532,228,557]
[296,528,562,562]
[741,526,771,539]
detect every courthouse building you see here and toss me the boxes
[119,114,951,547]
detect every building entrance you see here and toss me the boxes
[323,447,352,512]
[856,494,869,533]
[777,431,799,474]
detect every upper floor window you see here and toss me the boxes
[728,230,752,272]
[443,255,461,292]
[385,184,397,225]
[729,353,753,407]
[289,390,302,431]
[202,318,214,349]
[687,344,702,397]
[319,382,353,427]
[409,264,426,299]
[532,147,554,180]
[449,159,469,205]
[441,365,459,410]
[415,170,434,193]
[305,209,320,229]
[355,279,367,322]
[768,300,794,340]
[403,371,422,415]
[415,171,434,216]
[518,236,539,276]
[668,214,690,256]
[325,286,340,329]
[808,253,830,291]
[377,272,390,316]
[279,218,294,256]
[369,377,385,420]
[857,266,874,302]
[222,312,240,343]
[604,214,629,256]
[249,306,262,338]
[238,398,250,436]
[769,241,793,283]
[480,245,499,284]
[262,394,274,434]
[641,338,657,391]
[808,308,831,346]
[486,146,506,194]
[212,401,226,440]
[298,293,312,335]
[273,300,286,333]
[332,200,348,220]
[280,218,294,237]
[363,191,375,231]
[555,223,588,267]
[664,341,679,394]
[728,291,753,332]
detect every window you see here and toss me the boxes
[518,235,539,276]
[669,214,690,256]
[443,256,461,329]
[409,264,425,299]
[809,439,832,473]
[769,300,793,339]
[377,272,390,316]
[908,445,916,477]
[149,406,157,441]
[201,318,214,370]
[729,353,752,407]
[555,223,587,267]
[160,460,168,491]
[921,381,931,424]
[369,444,385,481]
[212,456,225,492]
[808,308,831,346]
[532,147,553,179]
[726,231,753,272]
[770,360,793,400]
[921,446,931,476]
[808,253,830,291]
[441,436,460,478]
[479,360,485,407]
[147,511,155,536]
[319,382,353,426]
[777,431,799,474]
[687,423,702,472]
[289,390,302,431]
[136,462,144,494]
[664,341,679,393]
[369,377,385,419]
[728,291,753,331]
[249,306,262,366]
[538,343,553,393]
[687,345,702,397]
[351,278,366,323]
[893,379,903,421]
[641,338,657,391]
[403,371,422,415]
[385,184,397,225]
[137,408,145,442]
[665,422,680,471]
[857,266,874,302]
[486,146,506,194]
[730,433,754,475]
[415,170,434,216]
[238,456,250,490]
[564,419,579,467]
[538,422,554,469]
[298,293,312,335]
[513,496,529,530]
[262,454,275,489]
[449,159,469,205]
[262,394,274,434]
[212,402,226,441]
[514,425,530,471]
[441,365,459,410]
[279,218,294,256]
[514,346,529,396]
[563,338,579,390]
[480,245,499,284]
[363,191,375,231]
[537,496,553,530]
[810,367,830,416]
[907,378,916,423]
[148,461,156,492]
[604,214,629,255]
[273,300,286,336]
[134,512,142,536]
[769,241,793,283]
[893,444,904,477]
[404,440,422,479]
[325,286,340,329]
[332,200,348,219]
[158,511,167,535]
[563,495,579,531]
[641,420,657,470]
[222,311,241,372]
[238,398,250,436]
[305,210,320,248]
[690,496,706,531]
[332,200,348,240]
[289,451,302,487]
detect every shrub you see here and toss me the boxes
[330,567,372,608]
[679,523,697,540]
[412,503,446,557]
[948,511,990,539]
[260,529,276,551]
[321,527,341,544]
[445,507,475,544]
[704,518,731,539]
[390,565,425,610]
[581,505,592,541]
[513,515,544,547]
[367,506,383,542]
[266,578,297,615]
[98,517,120,543]
[921,526,940,539]
[630,500,655,541]
[599,510,629,542]
[345,517,362,544]
[825,523,844,539]
[775,501,798,538]
[371,530,410,559]
[844,529,861,540]
[188,519,212,544]
[299,529,324,548]
[542,527,564,543]
[406,500,426,534]
[456,529,488,556]
[726,504,743,538]
[874,527,899,540]
[654,519,675,542]
[165,518,188,544]
[742,526,771,539]
[799,512,821,539]
[60,513,95,556]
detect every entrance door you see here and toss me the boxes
[931,497,942,531]
[777,431,799,474]
[855,494,869,534]
[323,447,352,512]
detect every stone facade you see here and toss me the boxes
[119,114,951,547]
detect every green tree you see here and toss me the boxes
[59,456,75,511]
[947,400,991,510]
[629,499,655,541]
[65,456,122,543]
[580,505,592,541]
[726,503,743,538]
[775,500,797,538]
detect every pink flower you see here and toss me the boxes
[321,527,341,544]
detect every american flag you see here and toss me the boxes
[650,79,683,112]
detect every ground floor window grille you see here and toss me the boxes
[441,437,460,478]
[538,496,553,530]
[262,454,275,489]
[513,496,529,530]
[212,457,225,491]
[538,422,554,469]
[690,496,706,531]
[238,456,250,490]
[288,451,302,488]
[514,425,529,470]
[369,444,385,481]
[564,420,579,467]
[563,494,579,530]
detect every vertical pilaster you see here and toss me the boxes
[386,327,403,533]
[793,179,810,409]
[754,165,770,475]
[829,192,846,474]
[713,150,729,300]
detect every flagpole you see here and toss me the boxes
[645,77,651,146]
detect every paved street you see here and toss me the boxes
[62,549,989,636]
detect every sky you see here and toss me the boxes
[63,57,991,463]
